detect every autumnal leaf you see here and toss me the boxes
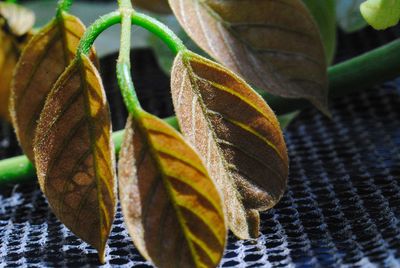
[10,12,97,163]
[0,2,34,36]
[34,54,116,263]
[169,0,329,114]
[132,0,171,14]
[0,3,34,121]
[171,51,289,239]
[302,0,336,64]
[360,0,400,30]
[119,112,226,268]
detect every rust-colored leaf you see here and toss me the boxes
[132,0,171,14]
[171,51,289,239]
[0,3,34,121]
[10,12,97,162]
[34,55,116,263]
[169,0,329,113]
[119,112,226,268]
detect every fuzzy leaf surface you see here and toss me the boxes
[171,51,289,239]
[10,12,97,162]
[169,0,328,113]
[34,55,116,262]
[119,112,226,268]
[132,0,171,14]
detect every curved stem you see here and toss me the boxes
[131,12,186,55]
[76,11,185,58]
[77,11,122,56]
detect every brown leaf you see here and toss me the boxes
[132,0,171,14]
[10,12,97,162]
[171,51,289,239]
[119,112,226,268]
[0,2,35,36]
[0,3,34,121]
[34,55,116,263]
[169,0,329,113]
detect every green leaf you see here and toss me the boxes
[278,111,300,129]
[303,0,336,64]
[360,0,400,30]
[336,0,368,32]
[119,112,227,268]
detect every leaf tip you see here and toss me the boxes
[97,247,106,264]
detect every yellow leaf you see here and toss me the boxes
[10,12,97,162]
[119,112,226,268]
[171,51,289,239]
[0,3,34,121]
[34,55,116,263]
[169,0,329,114]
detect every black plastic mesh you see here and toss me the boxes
[1,25,400,267]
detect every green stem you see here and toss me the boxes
[117,0,142,117]
[262,39,400,114]
[77,11,122,56]
[0,118,179,185]
[131,12,185,54]
[56,0,72,16]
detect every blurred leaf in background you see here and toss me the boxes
[360,0,400,30]
[336,0,368,32]
[303,0,336,65]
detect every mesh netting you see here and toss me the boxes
[0,24,400,267]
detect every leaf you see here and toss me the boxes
[0,2,35,36]
[360,0,400,30]
[0,3,34,121]
[171,51,289,239]
[34,54,116,263]
[169,0,329,114]
[336,0,368,32]
[10,12,97,162]
[0,29,18,122]
[132,0,171,14]
[302,0,336,64]
[278,111,299,130]
[119,112,226,268]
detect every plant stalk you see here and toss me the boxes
[117,0,142,118]
[56,0,72,17]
